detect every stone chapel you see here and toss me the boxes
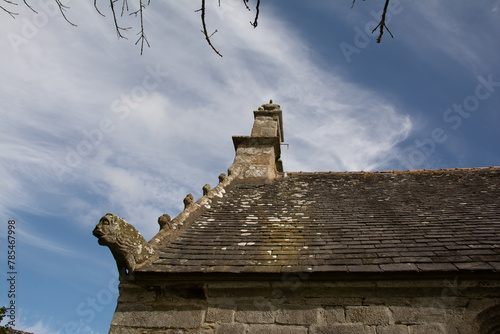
[93,101,500,334]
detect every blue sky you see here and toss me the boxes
[0,1,499,333]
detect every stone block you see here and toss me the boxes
[246,324,307,334]
[390,307,446,325]
[275,306,320,325]
[111,310,204,328]
[235,307,274,324]
[117,285,156,303]
[303,297,363,307]
[109,326,137,334]
[376,325,409,334]
[408,324,446,334]
[206,307,235,323]
[114,328,213,334]
[323,307,346,324]
[216,323,246,334]
[207,282,271,290]
[310,324,372,334]
[346,306,392,325]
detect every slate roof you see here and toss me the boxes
[9,329,34,334]
[139,167,500,275]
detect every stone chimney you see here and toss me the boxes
[231,100,284,183]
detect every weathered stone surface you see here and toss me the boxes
[229,103,283,185]
[109,328,214,334]
[275,306,320,325]
[390,306,447,325]
[158,213,172,230]
[346,306,392,325]
[206,307,234,323]
[111,310,204,328]
[246,324,307,334]
[114,282,155,303]
[376,325,409,334]
[109,327,137,334]
[234,307,274,324]
[408,323,446,334]
[310,324,372,334]
[203,184,211,196]
[93,213,154,276]
[216,323,245,334]
[323,307,346,324]
[184,193,194,209]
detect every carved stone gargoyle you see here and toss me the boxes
[93,213,154,278]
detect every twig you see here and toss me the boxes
[250,0,260,28]
[131,0,150,54]
[351,0,365,9]
[94,0,105,17]
[371,0,393,43]
[54,0,77,26]
[0,5,17,18]
[1,0,18,18]
[242,0,250,11]
[109,0,131,39]
[199,0,223,57]
[50,0,75,26]
[23,0,37,13]
[121,0,128,16]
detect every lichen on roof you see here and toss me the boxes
[138,167,500,275]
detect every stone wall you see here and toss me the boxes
[108,277,500,334]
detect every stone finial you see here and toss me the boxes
[202,184,211,196]
[158,214,172,230]
[218,173,227,183]
[93,213,154,277]
[261,99,280,111]
[228,167,234,176]
[183,193,194,209]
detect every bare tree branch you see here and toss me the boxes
[23,0,37,14]
[94,0,105,17]
[250,0,260,28]
[54,0,77,26]
[352,0,393,43]
[2,0,397,55]
[1,0,18,18]
[109,0,131,39]
[242,0,250,11]
[0,6,17,18]
[2,0,17,7]
[131,0,150,55]
[351,0,366,9]
[199,0,223,57]
[371,0,393,43]
[120,0,128,16]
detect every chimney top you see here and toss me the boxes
[231,101,284,183]
[259,100,281,111]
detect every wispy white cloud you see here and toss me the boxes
[16,227,76,256]
[402,2,500,74]
[0,2,413,239]
[16,312,61,334]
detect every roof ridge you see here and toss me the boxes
[284,166,500,175]
[140,167,241,267]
